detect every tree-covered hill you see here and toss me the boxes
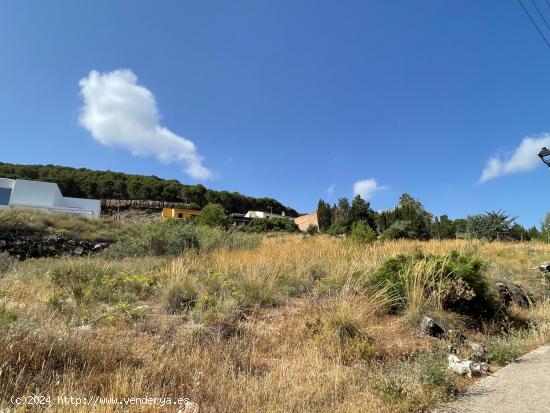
[0,162,298,216]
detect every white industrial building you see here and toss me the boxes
[0,178,101,218]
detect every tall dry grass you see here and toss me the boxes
[1,235,549,412]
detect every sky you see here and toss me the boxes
[1,1,550,226]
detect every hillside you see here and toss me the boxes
[0,162,298,216]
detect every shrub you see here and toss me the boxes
[349,221,377,244]
[373,251,492,318]
[244,217,299,233]
[49,259,157,307]
[0,251,16,277]
[0,302,17,326]
[485,331,526,365]
[197,226,261,251]
[106,220,199,258]
[306,224,319,236]
[198,204,229,229]
[165,278,198,314]
[307,299,376,364]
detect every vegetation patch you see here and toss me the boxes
[373,250,493,319]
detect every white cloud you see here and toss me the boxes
[326,183,335,197]
[353,179,387,201]
[479,134,550,183]
[79,69,212,180]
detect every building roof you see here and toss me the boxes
[0,178,101,218]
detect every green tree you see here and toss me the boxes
[198,204,229,229]
[317,199,332,231]
[349,195,377,230]
[465,210,517,241]
[349,221,377,243]
[541,212,550,242]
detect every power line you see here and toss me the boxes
[518,0,550,49]
[530,0,550,31]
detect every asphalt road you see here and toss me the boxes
[436,345,550,413]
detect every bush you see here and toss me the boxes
[198,204,229,229]
[349,221,377,244]
[197,226,261,251]
[485,331,526,365]
[49,259,157,307]
[306,224,319,236]
[165,278,198,314]
[373,250,492,318]
[0,251,16,277]
[106,220,199,258]
[0,302,17,326]
[244,217,299,233]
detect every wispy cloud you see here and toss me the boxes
[326,183,335,197]
[479,134,550,183]
[353,179,388,200]
[79,69,212,180]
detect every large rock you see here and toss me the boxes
[448,354,489,378]
[496,282,532,308]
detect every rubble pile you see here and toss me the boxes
[0,233,108,259]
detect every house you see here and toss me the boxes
[229,213,252,227]
[161,208,201,220]
[0,178,101,218]
[244,210,291,219]
[294,211,318,232]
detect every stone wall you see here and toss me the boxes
[0,233,108,259]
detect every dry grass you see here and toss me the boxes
[0,236,549,412]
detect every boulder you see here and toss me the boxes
[537,261,550,273]
[419,316,445,338]
[447,354,489,378]
[496,282,532,308]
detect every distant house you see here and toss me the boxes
[0,178,101,218]
[244,211,291,219]
[229,213,252,227]
[161,208,201,220]
[295,211,318,232]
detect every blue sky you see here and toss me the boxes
[1,1,550,226]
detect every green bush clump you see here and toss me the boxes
[243,217,299,233]
[373,250,492,318]
[197,226,261,251]
[198,204,230,229]
[349,221,377,244]
[0,302,18,326]
[49,259,157,307]
[484,331,525,365]
[106,219,199,258]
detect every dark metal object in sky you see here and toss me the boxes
[538,147,550,167]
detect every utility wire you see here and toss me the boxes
[530,0,550,31]
[518,0,550,49]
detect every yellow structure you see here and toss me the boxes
[161,208,201,220]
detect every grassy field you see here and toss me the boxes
[1,234,550,412]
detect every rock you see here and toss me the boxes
[0,240,6,247]
[496,282,532,308]
[73,246,84,256]
[470,361,490,377]
[448,354,489,378]
[537,261,550,273]
[419,316,445,338]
